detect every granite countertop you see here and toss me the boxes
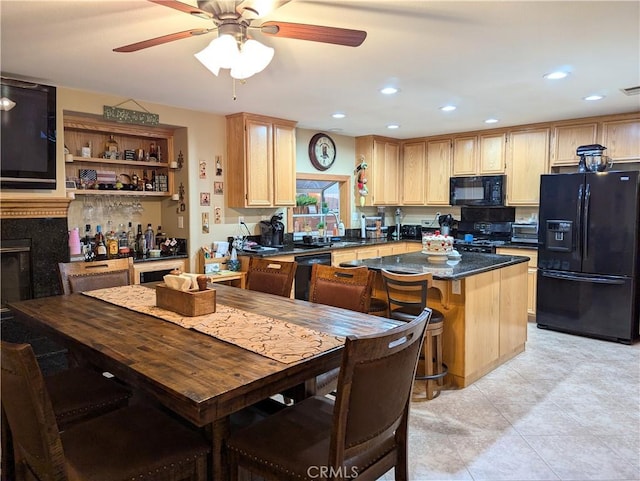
[238,238,537,259]
[339,251,530,281]
[133,254,189,263]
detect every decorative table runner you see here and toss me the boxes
[83,285,344,364]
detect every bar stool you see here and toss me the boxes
[381,269,448,399]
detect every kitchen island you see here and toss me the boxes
[342,251,530,388]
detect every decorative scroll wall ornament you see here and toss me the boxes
[103,99,159,125]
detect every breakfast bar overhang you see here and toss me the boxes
[342,251,530,388]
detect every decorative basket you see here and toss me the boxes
[156,283,216,317]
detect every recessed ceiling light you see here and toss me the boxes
[485,118,499,124]
[331,112,346,119]
[387,124,400,129]
[543,71,569,80]
[440,105,457,112]
[583,95,604,101]
[380,87,398,95]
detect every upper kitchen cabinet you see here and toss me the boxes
[63,114,175,197]
[506,128,549,205]
[601,117,640,162]
[426,138,452,206]
[355,136,400,206]
[226,113,297,208]
[550,122,599,167]
[400,140,426,205]
[452,136,477,176]
[452,134,506,176]
[479,133,506,174]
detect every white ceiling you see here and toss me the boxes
[1,0,639,139]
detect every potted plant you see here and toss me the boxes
[321,202,329,214]
[317,222,325,237]
[295,194,318,213]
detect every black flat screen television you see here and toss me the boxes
[1,77,57,189]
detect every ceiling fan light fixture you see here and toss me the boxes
[194,34,240,75]
[230,39,274,79]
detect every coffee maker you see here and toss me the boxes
[259,213,285,247]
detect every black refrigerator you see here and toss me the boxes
[537,171,640,343]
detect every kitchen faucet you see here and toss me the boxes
[327,210,340,236]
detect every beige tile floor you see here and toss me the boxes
[381,322,640,481]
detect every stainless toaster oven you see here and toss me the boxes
[511,223,538,244]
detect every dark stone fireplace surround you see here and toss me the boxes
[1,198,71,374]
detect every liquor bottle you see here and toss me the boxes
[95,225,107,260]
[106,230,119,259]
[155,226,166,251]
[105,135,119,159]
[149,142,158,162]
[145,223,155,251]
[127,222,136,254]
[135,223,146,258]
[83,224,93,252]
[157,144,162,163]
[117,223,130,258]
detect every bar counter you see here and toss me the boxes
[345,251,530,388]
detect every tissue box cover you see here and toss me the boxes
[156,283,216,317]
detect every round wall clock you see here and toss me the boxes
[308,133,336,171]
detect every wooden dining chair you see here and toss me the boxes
[304,264,375,397]
[309,264,375,313]
[381,269,447,400]
[245,257,297,298]
[226,308,432,481]
[1,341,209,481]
[58,257,135,295]
[1,346,132,481]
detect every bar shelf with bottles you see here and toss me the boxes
[63,113,175,197]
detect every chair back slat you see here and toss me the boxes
[381,269,433,318]
[1,341,68,481]
[329,308,432,469]
[246,258,297,298]
[309,265,374,313]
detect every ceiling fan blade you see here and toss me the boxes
[148,0,213,19]
[236,0,291,18]
[260,21,366,47]
[113,28,214,52]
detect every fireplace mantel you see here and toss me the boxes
[0,197,71,219]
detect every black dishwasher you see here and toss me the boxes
[294,253,332,300]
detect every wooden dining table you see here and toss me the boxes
[7,283,400,481]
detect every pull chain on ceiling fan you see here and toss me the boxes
[113,0,367,79]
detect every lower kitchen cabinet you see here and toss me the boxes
[497,247,537,319]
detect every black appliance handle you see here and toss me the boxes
[576,184,583,256]
[583,183,591,260]
[542,271,625,285]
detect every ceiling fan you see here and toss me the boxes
[113,0,367,76]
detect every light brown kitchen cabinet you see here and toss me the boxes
[506,128,549,205]
[601,118,640,162]
[226,113,297,208]
[452,136,478,176]
[479,133,506,173]
[355,136,400,206]
[331,248,359,267]
[400,141,426,205]
[426,139,452,205]
[497,247,537,319]
[550,122,599,167]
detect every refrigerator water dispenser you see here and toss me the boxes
[546,220,573,252]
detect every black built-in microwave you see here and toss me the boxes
[449,175,505,206]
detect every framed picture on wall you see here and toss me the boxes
[200,192,210,206]
[214,182,223,195]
